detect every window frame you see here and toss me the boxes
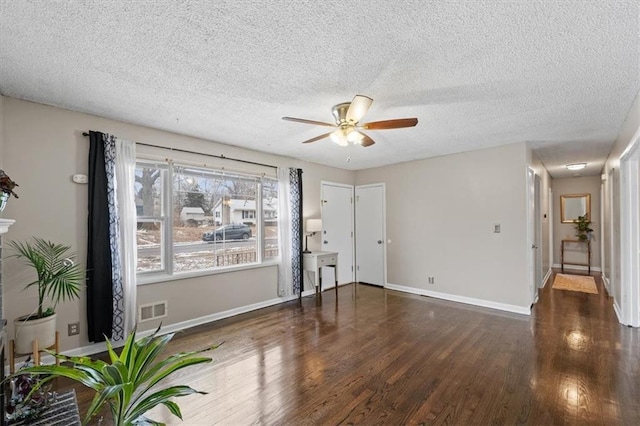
[135,161,170,277]
[135,159,278,284]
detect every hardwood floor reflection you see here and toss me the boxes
[60,273,640,425]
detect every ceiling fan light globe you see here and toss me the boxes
[347,130,364,143]
[330,130,348,146]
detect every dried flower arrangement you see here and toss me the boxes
[0,169,19,198]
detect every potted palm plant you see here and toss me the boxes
[8,237,83,354]
[15,326,215,425]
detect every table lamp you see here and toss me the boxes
[304,219,322,253]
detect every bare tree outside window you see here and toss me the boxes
[135,164,166,273]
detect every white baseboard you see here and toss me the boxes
[602,275,611,294]
[552,263,602,272]
[613,300,623,324]
[541,269,552,288]
[384,283,531,316]
[9,290,318,370]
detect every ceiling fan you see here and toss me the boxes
[282,95,418,147]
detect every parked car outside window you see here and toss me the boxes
[203,224,252,241]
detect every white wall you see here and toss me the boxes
[551,176,602,269]
[0,95,4,169]
[1,97,355,353]
[603,90,640,312]
[355,142,531,311]
[0,95,4,320]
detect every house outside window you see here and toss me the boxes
[135,161,279,279]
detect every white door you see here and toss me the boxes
[321,182,354,286]
[527,168,538,304]
[355,184,385,286]
[535,175,543,288]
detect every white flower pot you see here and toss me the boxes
[13,313,57,355]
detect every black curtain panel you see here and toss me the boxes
[86,131,113,342]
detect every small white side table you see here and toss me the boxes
[302,251,339,299]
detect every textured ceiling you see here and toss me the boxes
[1,1,638,176]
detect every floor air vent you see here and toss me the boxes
[139,301,168,322]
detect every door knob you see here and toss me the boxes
[377,240,383,244]
[532,244,538,249]
[323,240,328,244]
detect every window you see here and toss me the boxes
[135,162,167,274]
[135,161,279,279]
[263,177,279,259]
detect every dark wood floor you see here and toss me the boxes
[60,271,640,425]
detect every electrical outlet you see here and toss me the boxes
[68,322,80,336]
[428,276,435,284]
[494,224,501,233]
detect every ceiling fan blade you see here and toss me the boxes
[360,118,418,130]
[346,95,373,123]
[301,132,333,144]
[282,117,336,127]
[360,133,376,147]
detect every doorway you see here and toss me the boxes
[528,168,542,304]
[355,184,386,286]
[320,182,355,287]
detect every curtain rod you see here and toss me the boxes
[82,132,278,169]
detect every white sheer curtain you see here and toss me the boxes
[115,138,137,336]
[277,167,293,297]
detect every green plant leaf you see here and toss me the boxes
[125,385,205,423]
[84,384,127,425]
[161,400,182,419]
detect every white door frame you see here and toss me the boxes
[619,127,640,327]
[320,181,355,284]
[527,168,537,305]
[535,175,543,289]
[600,181,607,293]
[609,167,617,305]
[355,183,387,286]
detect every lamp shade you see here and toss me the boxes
[306,218,322,233]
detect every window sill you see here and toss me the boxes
[137,260,280,286]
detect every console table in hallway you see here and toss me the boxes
[561,239,591,274]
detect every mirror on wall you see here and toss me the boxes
[560,193,591,223]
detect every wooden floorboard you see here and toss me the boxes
[57,271,640,425]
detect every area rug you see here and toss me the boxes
[9,389,81,426]
[552,273,598,294]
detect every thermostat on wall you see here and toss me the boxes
[72,174,88,184]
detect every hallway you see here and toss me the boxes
[530,270,640,424]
